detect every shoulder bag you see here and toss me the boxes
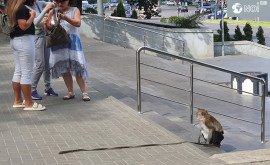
[45,10,70,48]
[0,13,14,35]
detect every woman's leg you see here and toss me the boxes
[19,35,35,108]
[63,72,74,93]
[75,76,86,93]
[12,82,23,105]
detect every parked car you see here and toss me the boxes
[178,0,193,5]
[125,5,132,18]
[178,6,188,12]
[167,1,175,6]
[208,10,238,20]
[82,3,93,14]
[195,6,213,14]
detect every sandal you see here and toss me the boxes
[63,92,75,100]
[82,92,90,101]
[13,100,25,108]
[23,102,46,111]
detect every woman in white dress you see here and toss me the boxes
[44,0,90,101]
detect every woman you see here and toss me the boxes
[25,0,58,100]
[44,0,90,101]
[5,0,46,110]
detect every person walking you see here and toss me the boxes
[5,0,46,110]
[44,0,90,101]
[25,0,58,100]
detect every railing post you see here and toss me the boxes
[190,63,194,124]
[124,24,127,48]
[261,81,266,143]
[163,36,165,51]
[136,49,142,114]
[103,18,106,42]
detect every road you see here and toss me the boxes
[105,5,270,46]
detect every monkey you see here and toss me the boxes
[196,108,224,146]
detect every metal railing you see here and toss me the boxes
[102,17,185,56]
[136,46,266,143]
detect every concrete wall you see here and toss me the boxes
[80,14,214,59]
[214,41,270,58]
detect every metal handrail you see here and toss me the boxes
[136,46,266,143]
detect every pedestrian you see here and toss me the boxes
[24,0,58,100]
[44,0,90,101]
[5,0,46,110]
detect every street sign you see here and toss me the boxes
[227,0,270,18]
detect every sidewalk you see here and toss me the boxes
[0,32,270,164]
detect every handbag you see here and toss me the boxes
[45,10,70,48]
[0,13,14,35]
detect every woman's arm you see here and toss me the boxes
[58,8,81,27]
[44,9,53,31]
[18,9,36,31]
[34,2,54,27]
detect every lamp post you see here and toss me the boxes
[97,0,104,16]
[221,0,224,56]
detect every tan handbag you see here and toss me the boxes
[45,10,70,48]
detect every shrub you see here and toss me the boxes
[234,25,243,41]
[111,9,117,16]
[243,23,253,41]
[213,34,220,42]
[167,14,203,28]
[256,26,265,45]
[217,20,232,41]
[85,8,97,14]
[116,1,126,17]
[160,17,167,23]
[131,9,138,19]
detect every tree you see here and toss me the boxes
[217,20,231,41]
[128,0,158,19]
[111,1,126,17]
[234,25,243,41]
[243,23,253,41]
[131,9,138,19]
[256,26,265,45]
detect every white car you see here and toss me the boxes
[167,1,175,6]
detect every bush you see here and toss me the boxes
[234,25,243,41]
[111,1,126,17]
[167,14,203,28]
[217,20,232,41]
[131,9,138,19]
[256,26,265,45]
[116,1,126,17]
[213,34,220,42]
[85,8,97,14]
[243,23,253,41]
[160,17,167,23]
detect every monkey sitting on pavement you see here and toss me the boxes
[196,108,224,146]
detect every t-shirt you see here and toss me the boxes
[10,4,35,38]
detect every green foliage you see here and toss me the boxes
[213,34,220,42]
[116,1,126,17]
[167,14,203,28]
[160,17,167,23]
[256,26,265,45]
[111,1,126,17]
[131,9,138,19]
[234,25,243,41]
[88,0,97,4]
[217,20,232,41]
[111,9,117,16]
[132,0,158,19]
[243,22,253,41]
[85,8,97,14]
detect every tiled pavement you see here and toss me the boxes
[1,31,270,164]
[0,34,226,164]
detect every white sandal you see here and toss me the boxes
[13,100,25,108]
[82,92,90,101]
[23,102,46,111]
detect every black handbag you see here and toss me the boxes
[45,11,70,48]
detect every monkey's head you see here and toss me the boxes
[196,108,208,121]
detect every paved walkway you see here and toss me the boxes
[0,32,270,164]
